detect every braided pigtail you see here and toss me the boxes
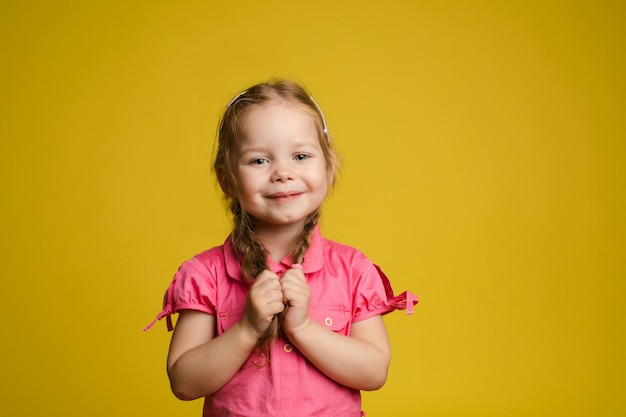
[258,208,321,357]
[229,200,274,363]
[289,209,320,265]
[230,200,268,282]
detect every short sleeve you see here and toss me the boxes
[352,259,418,323]
[143,257,217,331]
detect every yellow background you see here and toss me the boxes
[1,1,624,416]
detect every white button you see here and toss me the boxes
[283,343,293,352]
[324,317,333,327]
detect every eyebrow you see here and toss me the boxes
[239,138,321,151]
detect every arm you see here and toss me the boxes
[280,268,391,391]
[167,270,284,400]
[166,310,257,400]
[288,315,390,391]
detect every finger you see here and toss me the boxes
[281,272,307,293]
[251,282,283,306]
[254,269,279,285]
[281,282,311,307]
[252,271,281,295]
[280,268,305,285]
[248,271,283,314]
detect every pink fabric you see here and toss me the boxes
[145,227,417,416]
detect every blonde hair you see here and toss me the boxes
[213,79,340,358]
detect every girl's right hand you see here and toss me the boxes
[240,270,285,339]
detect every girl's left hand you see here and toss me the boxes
[280,267,311,336]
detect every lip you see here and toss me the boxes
[267,191,303,202]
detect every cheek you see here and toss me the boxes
[236,170,260,195]
[316,177,329,198]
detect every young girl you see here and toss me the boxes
[145,79,417,416]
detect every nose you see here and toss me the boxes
[271,160,294,182]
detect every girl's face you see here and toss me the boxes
[233,101,330,234]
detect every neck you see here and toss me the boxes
[254,221,304,263]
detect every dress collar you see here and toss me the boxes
[224,226,324,281]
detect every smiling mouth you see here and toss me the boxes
[268,192,303,203]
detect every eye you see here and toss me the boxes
[294,153,309,161]
[250,157,269,165]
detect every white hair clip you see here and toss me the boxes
[309,95,329,137]
[226,89,248,108]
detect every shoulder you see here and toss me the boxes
[170,243,229,284]
[321,235,370,264]
[192,244,226,266]
[315,235,378,282]
[179,235,247,284]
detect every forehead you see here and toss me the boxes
[242,99,317,125]
[238,100,320,144]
